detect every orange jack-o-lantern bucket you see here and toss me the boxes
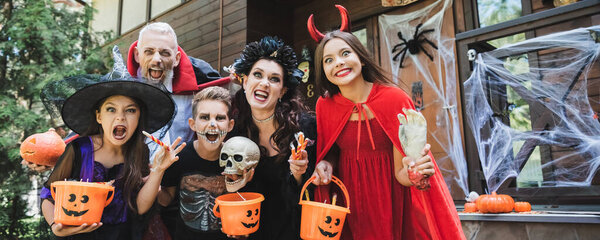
[51,181,115,225]
[212,192,264,236]
[299,176,350,240]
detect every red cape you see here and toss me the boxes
[127,41,229,95]
[315,84,464,240]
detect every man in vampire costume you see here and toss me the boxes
[126,22,229,238]
[127,22,229,155]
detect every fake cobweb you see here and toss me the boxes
[379,0,468,197]
[464,26,600,192]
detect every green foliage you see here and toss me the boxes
[0,0,112,238]
[477,0,522,28]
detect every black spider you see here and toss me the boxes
[392,23,438,68]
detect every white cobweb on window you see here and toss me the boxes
[464,26,600,193]
[379,0,468,197]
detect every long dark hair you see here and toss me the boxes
[231,37,309,162]
[314,30,398,97]
[47,95,149,212]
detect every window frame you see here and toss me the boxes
[456,0,600,205]
[350,16,381,65]
[115,0,188,36]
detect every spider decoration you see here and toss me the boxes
[392,23,438,68]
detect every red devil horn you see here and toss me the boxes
[335,5,351,32]
[307,14,325,43]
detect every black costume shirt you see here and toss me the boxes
[161,141,231,240]
[232,113,317,240]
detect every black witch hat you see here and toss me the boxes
[42,46,175,134]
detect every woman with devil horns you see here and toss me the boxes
[226,36,317,239]
[308,5,464,240]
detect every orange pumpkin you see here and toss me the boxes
[20,128,66,166]
[476,192,514,213]
[514,201,531,212]
[464,202,478,213]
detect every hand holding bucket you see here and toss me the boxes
[299,176,350,240]
[50,181,114,226]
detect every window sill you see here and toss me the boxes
[459,212,600,224]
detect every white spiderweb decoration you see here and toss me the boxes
[379,0,468,197]
[464,26,600,193]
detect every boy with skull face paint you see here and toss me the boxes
[159,86,239,239]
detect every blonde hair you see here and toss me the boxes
[192,86,232,118]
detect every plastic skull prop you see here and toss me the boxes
[220,137,260,192]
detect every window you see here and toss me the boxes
[352,28,368,49]
[90,0,186,36]
[91,0,119,34]
[151,0,180,18]
[456,0,600,206]
[121,0,147,33]
[477,0,522,27]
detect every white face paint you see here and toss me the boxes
[219,136,260,192]
[196,129,228,144]
[189,100,233,151]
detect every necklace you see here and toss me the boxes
[252,113,275,123]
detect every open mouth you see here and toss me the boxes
[198,129,227,144]
[113,125,127,141]
[318,227,339,238]
[206,132,219,142]
[225,173,244,185]
[335,68,351,77]
[253,90,269,102]
[148,68,164,80]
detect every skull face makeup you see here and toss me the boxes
[189,99,233,149]
[220,137,260,192]
[197,129,229,144]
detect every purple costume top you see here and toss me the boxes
[41,137,128,224]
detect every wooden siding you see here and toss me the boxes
[292,0,396,51]
[246,0,294,44]
[105,0,247,74]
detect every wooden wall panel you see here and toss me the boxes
[246,0,294,43]
[292,0,396,52]
[105,0,247,75]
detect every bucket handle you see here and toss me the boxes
[105,189,114,207]
[51,186,56,200]
[299,176,350,210]
[212,203,221,218]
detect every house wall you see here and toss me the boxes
[462,220,600,240]
[104,0,247,74]
[246,0,295,44]
[292,0,394,52]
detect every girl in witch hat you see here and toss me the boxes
[40,46,185,240]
